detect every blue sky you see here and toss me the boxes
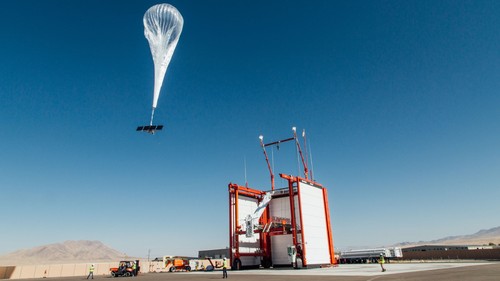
[1,0,499,257]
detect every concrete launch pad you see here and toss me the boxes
[227,262,492,276]
[183,262,499,281]
[13,262,500,281]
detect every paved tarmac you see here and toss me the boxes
[20,262,500,281]
[228,262,492,276]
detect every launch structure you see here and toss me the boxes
[228,127,336,269]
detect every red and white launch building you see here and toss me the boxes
[228,128,336,269]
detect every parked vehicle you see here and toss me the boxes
[110,260,140,277]
[339,248,403,264]
[165,257,191,272]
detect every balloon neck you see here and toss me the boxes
[150,108,156,126]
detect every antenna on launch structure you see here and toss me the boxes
[259,127,311,190]
[309,143,315,181]
[244,156,248,187]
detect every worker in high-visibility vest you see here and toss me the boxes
[87,264,94,279]
[222,257,228,279]
[132,262,137,276]
[379,254,386,272]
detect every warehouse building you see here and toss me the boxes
[402,245,500,260]
[198,248,230,259]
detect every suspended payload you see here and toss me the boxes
[137,3,184,134]
[136,125,164,133]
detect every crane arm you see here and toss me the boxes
[245,191,274,237]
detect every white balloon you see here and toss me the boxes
[144,3,183,110]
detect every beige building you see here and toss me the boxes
[402,245,500,260]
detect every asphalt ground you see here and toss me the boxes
[18,262,500,281]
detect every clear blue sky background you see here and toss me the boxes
[1,0,499,258]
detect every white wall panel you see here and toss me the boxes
[237,197,260,266]
[299,183,331,265]
[269,197,291,219]
[240,256,261,267]
[271,235,293,265]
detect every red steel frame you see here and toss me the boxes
[228,128,336,269]
[281,174,336,267]
[228,183,271,269]
[229,175,336,268]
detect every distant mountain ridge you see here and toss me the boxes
[0,240,126,266]
[395,226,500,248]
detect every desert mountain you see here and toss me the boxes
[395,226,500,248]
[0,240,126,266]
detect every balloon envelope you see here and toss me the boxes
[144,3,183,109]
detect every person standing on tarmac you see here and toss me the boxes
[132,262,137,276]
[222,257,228,278]
[87,264,95,279]
[379,253,386,272]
